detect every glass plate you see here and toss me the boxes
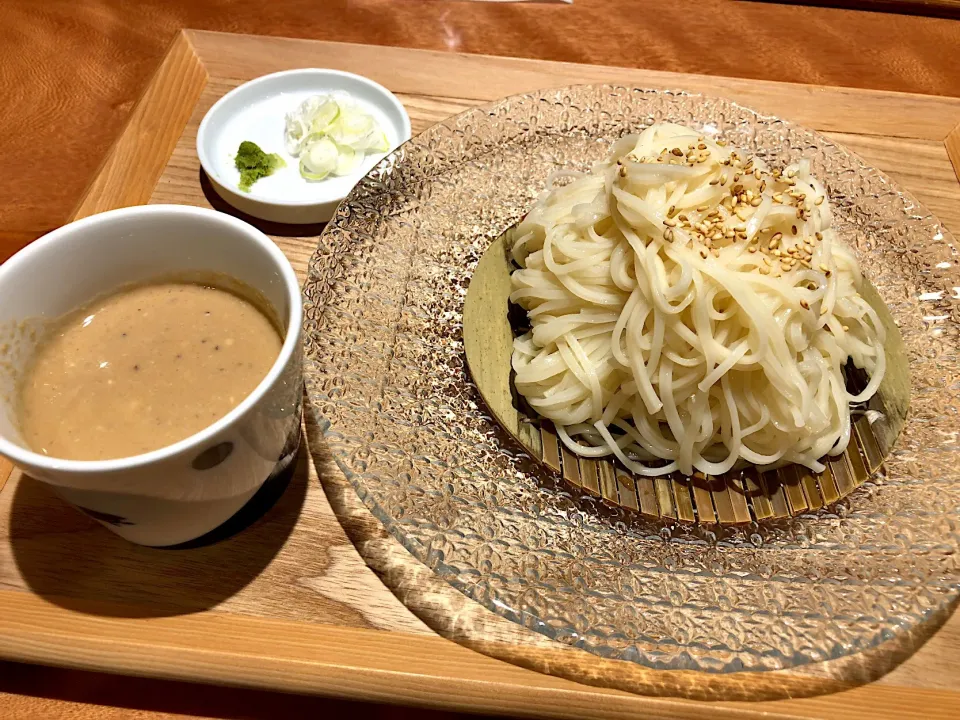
[302,86,960,673]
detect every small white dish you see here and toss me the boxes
[197,69,411,224]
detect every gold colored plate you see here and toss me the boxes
[463,233,910,525]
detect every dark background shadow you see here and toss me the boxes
[199,170,327,237]
[743,0,960,21]
[8,437,308,618]
[0,660,504,720]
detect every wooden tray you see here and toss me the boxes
[2,29,960,719]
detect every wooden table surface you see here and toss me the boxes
[2,1,960,718]
[4,0,960,264]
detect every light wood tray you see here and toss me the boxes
[2,29,960,719]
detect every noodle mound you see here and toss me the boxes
[510,123,885,476]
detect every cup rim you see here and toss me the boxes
[0,204,303,474]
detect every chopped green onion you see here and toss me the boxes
[284,94,391,182]
[299,136,339,180]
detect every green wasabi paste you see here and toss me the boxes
[235,141,285,192]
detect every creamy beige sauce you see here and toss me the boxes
[18,282,282,460]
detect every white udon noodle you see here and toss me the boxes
[509,123,886,476]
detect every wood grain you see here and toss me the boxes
[190,31,960,142]
[1,31,959,720]
[4,0,960,263]
[4,536,960,720]
[0,661,472,720]
[71,32,207,220]
[946,121,960,186]
[0,457,13,495]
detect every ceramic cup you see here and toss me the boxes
[0,205,303,546]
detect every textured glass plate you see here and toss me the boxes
[303,86,960,673]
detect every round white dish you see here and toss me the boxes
[197,69,411,224]
[0,205,303,546]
